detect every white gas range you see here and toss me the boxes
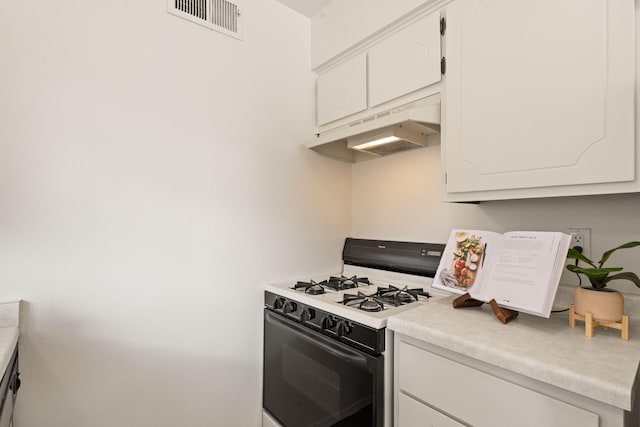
[262,238,446,427]
[264,264,446,330]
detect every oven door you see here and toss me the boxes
[263,309,383,427]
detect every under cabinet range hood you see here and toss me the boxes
[308,96,441,162]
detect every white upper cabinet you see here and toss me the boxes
[311,0,434,69]
[316,53,367,126]
[369,13,442,107]
[443,0,635,200]
[315,10,443,129]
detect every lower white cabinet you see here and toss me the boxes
[398,392,464,427]
[393,335,627,427]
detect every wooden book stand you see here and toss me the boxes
[453,293,519,324]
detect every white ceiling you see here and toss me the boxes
[276,0,333,18]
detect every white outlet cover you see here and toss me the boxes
[566,228,591,259]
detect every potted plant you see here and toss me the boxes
[566,241,640,323]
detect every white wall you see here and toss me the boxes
[352,144,640,295]
[0,1,350,426]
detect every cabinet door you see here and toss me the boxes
[316,53,367,126]
[398,392,464,427]
[443,0,635,195]
[369,13,442,107]
[397,340,599,427]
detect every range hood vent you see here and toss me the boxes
[347,123,429,156]
[309,97,441,162]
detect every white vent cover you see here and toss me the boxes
[168,0,242,40]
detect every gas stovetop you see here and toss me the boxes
[265,267,445,329]
[265,238,446,329]
[293,275,432,311]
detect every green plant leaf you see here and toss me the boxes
[566,265,623,275]
[566,265,626,290]
[598,241,640,267]
[566,248,596,267]
[589,278,608,290]
[604,271,640,288]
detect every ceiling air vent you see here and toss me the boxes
[168,0,242,40]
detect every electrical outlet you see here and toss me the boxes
[566,228,591,260]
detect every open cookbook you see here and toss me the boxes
[432,229,571,318]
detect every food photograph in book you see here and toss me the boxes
[438,231,486,291]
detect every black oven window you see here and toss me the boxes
[264,310,382,427]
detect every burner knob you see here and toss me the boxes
[300,307,315,322]
[336,320,352,337]
[273,297,286,310]
[283,301,297,314]
[321,315,336,330]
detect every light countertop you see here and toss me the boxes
[0,327,18,377]
[387,291,640,411]
[0,300,21,377]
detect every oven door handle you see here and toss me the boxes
[265,310,378,371]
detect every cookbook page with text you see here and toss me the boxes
[474,232,570,317]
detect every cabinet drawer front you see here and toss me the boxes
[316,54,367,126]
[398,341,598,427]
[369,13,441,107]
[398,392,465,427]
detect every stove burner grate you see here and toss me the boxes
[292,275,371,294]
[375,285,431,303]
[340,285,431,312]
[325,275,370,291]
[340,291,384,312]
[293,280,327,295]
